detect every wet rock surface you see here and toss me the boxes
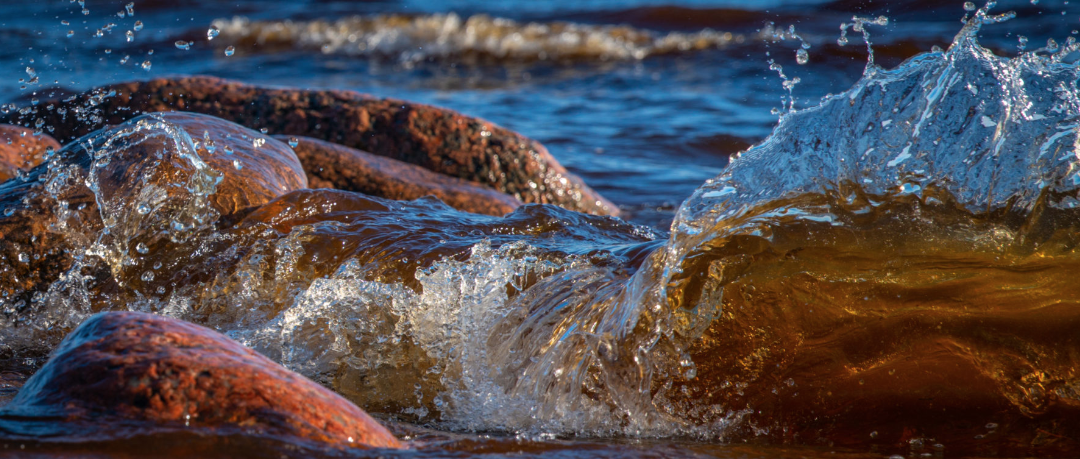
[6,76,618,216]
[0,311,402,449]
[0,126,59,183]
[0,112,306,321]
[285,135,521,216]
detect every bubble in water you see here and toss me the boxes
[133,21,143,32]
[141,60,151,70]
[175,40,192,50]
[141,271,154,282]
[288,137,299,148]
[135,242,149,255]
[3,207,13,217]
[136,203,151,215]
[964,2,977,11]
[207,25,220,40]
[796,49,809,65]
[224,46,235,57]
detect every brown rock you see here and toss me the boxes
[284,135,521,216]
[7,76,618,216]
[0,125,60,183]
[0,311,401,449]
[0,112,306,317]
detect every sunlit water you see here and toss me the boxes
[2,0,1080,458]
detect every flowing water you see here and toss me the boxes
[1,0,1080,457]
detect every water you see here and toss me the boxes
[2,0,1080,457]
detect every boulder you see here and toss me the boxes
[284,135,521,216]
[0,112,306,316]
[6,76,618,216]
[0,126,60,183]
[0,311,401,449]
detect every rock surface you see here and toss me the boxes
[0,125,60,183]
[0,112,306,318]
[0,311,402,449]
[285,135,521,216]
[5,76,618,216]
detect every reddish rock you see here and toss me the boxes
[0,125,60,183]
[284,135,521,216]
[6,76,618,216]
[0,112,307,314]
[0,311,401,449]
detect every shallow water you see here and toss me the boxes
[2,0,1080,458]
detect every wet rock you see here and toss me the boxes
[0,112,306,322]
[0,311,402,449]
[284,135,521,216]
[7,76,618,216]
[0,126,60,183]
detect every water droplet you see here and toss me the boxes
[156,286,166,295]
[252,137,265,148]
[232,159,243,170]
[223,146,234,155]
[207,25,220,40]
[135,242,149,254]
[224,46,235,57]
[126,2,134,15]
[153,261,162,270]
[259,128,268,134]
[1031,0,1039,4]
[67,30,75,38]
[17,253,28,263]
[796,49,809,65]
[126,30,134,42]
[964,1,977,11]
[136,203,151,215]
[141,271,155,282]
[133,21,143,32]
[141,60,151,71]
[175,40,192,51]
[287,137,299,148]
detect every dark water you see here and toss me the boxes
[3,0,1080,458]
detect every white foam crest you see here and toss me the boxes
[212,13,745,63]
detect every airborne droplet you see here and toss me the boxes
[224,46,235,57]
[796,49,809,65]
[175,40,192,50]
[141,60,152,70]
[288,137,299,148]
[133,21,143,32]
[207,25,220,40]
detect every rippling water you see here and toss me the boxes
[2,0,1080,457]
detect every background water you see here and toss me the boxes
[2,0,1075,229]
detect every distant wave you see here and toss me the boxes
[211,13,749,63]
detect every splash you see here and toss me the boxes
[4,2,1080,455]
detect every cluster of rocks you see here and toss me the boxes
[0,77,620,450]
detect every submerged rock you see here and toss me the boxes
[0,112,306,321]
[6,76,618,216]
[0,126,59,183]
[285,135,522,216]
[0,311,401,449]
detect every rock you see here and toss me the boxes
[0,311,401,449]
[0,126,60,183]
[0,112,306,319]
[7,76,618,216]
[284,135,521,216]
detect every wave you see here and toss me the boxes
[210,13,749,63]
[5,2,1080,455]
